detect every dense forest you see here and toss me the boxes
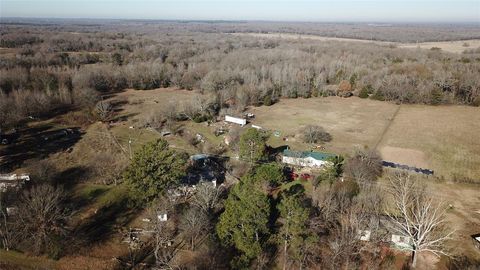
[1,20,480,131]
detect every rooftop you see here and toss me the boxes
[283,149,337,161]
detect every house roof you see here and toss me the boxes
[283,149,337,161]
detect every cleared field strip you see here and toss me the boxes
[233,33,480,53]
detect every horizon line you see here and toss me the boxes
[1,16,479,25]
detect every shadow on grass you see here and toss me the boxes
[73,186,137,245]
[0,125,83,172]
[53,166,90,189]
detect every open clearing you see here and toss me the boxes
[110,89,480,180]
[249,96,480,180]
[233,33,480,53]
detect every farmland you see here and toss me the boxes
[233,33,480,54]
[248,96,480,179]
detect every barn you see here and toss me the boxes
[282,149,336,168]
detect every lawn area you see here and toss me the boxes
[249,96,480,180]
[0,250,57,270]
[377,105,480,180]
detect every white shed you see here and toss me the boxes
[157,213,168,222]
[358,230,371,241]
[225,115,247,126]
[391,234,413,249]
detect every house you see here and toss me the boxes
[472,234,480,250]
[225,115,247,126]
[391,234,413,250]
[282,149,336,168]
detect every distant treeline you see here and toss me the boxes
[1,22,480,130]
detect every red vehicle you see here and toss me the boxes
[289,172,299,180]
[300,173,312,180]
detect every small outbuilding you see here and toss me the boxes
[225,115,247,126]
[282,149,336,168]
[391,234,413,250]
[358,230,372,241]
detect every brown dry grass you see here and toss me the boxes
[233,33,480,53]
[378,105,480,179]
[250,97,480,180]
[250,96,399,153]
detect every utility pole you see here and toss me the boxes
[128,137,133,159]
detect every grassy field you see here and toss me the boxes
[110,89,480,180]
[378,105,480,180]
[248,96,480,180]
[233,33,480,53]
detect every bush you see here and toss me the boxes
[359,85,373,98]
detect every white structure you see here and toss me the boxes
[0,174,30,182]
[158,213,168,222]
[391,234,413,249]
[251,124,262,130]
[6,207,17,216]
[472,234,480,250]
[225,115,247,126]
[358,230,371,241]
[0,174,30,192]
[282,150,336,168]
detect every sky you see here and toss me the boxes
[1,0,479,23]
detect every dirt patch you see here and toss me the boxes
[380,146,429,168]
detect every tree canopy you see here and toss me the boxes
[239,128,269,163]
[216,174,272,268]
[277,191,314,269]
[123,139,188,204]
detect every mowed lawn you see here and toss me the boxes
[379,105,480,179]
[249,96,480,180]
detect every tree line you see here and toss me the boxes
[1,22,480,132]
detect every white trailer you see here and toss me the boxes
[0,174,30,182]
[225,115,247,126]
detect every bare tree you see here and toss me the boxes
[95,100,113,122]
[387,172,454,268]
[192,182,223,215]
[0,192,13,251]
[302,125,332,144]
[13,184,70,255]
[179,207,209,251]
[147,197,176,265]
[344,148,383,185]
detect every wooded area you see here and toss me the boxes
[1,20,479,270]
